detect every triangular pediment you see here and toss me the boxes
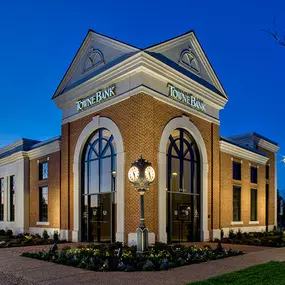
[52,30,140,99]
[145,31,227,98]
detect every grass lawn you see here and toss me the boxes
[188,261,285,285]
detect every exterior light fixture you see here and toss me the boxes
[128,155,155,253]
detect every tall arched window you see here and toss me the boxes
[166,128,200,243]
[81,128,116,242]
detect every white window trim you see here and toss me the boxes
[36,221,50,226]
[231,221,243,225]
[249,221,259,225]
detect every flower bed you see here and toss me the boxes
[22,242,242,272]
[220,230,285,247]
[0,229,66,248]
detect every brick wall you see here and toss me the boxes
[60,93,220,241]
[29,151,60,229]
[257,146,276,227]
[220,152,266,228]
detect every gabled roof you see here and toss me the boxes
[52,29,227,100]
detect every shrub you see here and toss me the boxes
[229,229,235,239]
[42,230,49,240]
[53,230,59,242]
[220,229,224,240]
[0,229,5,236]
[237,229,243,239]
[5,229,13,239]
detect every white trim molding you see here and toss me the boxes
[28,141,60,160]
[158,115,209,242]
[73,115,125,243]
[220,141,268,165]
[257,139,279,153]
[249,221,259,225]
[231,221,244,226]
[36,221,50,226]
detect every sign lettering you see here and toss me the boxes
[167,83,206,113]
[76,85,116,111]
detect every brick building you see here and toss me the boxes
[0,30,279,244]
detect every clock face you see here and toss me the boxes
[145,166,155,182]
[128,166,139,182]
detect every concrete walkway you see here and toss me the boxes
[0,243,284,285]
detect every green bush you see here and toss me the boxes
[5,229,13,239]
[53,231,59,242]
[0,229,5,236]
[42,230,49,240]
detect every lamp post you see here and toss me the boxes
[128,156,155,254]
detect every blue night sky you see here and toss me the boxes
[0,1,284,191]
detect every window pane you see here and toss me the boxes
[233,162,241,180]
[89,160,99,193]
[251,189,257,221]
[233,186,241,221]
[10,176,15,221]
[40,186,48,222]
[101,157,111,193]
[183,160,190,193]
[251,167,258,184]
[170,157,180,192]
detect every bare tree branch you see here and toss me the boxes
[262,17,285,47]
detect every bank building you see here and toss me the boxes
[0,30,279,245]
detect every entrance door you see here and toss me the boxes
[166,128,200,243]
[81,128,117,242]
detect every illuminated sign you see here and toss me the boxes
[76,85,116,111]
[167,83,206,113]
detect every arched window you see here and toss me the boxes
[81,128,116,242]
[179,48,200,74]
[166,128,200,243]
[83,49,105,73]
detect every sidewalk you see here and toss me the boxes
[0,244,284,285]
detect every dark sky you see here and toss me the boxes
[0,0,284,191]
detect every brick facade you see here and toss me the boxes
[60,93,220,241]
[29,151,60,229]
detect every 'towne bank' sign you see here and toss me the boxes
[167,83,206,113]
[76,85,116,111]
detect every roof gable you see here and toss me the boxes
[145,31,227,99]
[52,30,139,99]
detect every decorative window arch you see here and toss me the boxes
[83,48,105,73]
[179,47,200,74]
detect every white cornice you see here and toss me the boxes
[62,85,220,125]
[28,141,61,160]
[220,141,268,165]
[257,139,279,153]
[54,52,227,112]
[0,151,29,166]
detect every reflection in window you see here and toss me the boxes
[39,186,48,222]
[83,128,116,194]
[233,186,241,221]
[39,162,48,180]
[250,166,258,184]
[0,178,4,221]
[10,176,15,221]
[251,189,257,221]
[233,162,241,180]
[166,128,200,242]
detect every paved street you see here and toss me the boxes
[0,243,283,285]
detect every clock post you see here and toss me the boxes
[128,155,155,254]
